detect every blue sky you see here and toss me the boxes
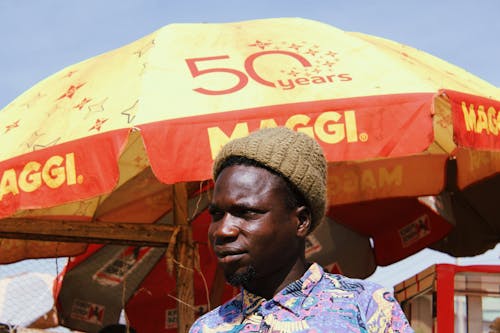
[0,1,499,288]
[0,0,499,109]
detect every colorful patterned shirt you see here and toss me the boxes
[190,263,413,332]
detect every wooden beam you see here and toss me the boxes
[173,183,196,333]
[0,218,175,247]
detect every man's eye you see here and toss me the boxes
[209,210,224,222]
[238,209,260,219]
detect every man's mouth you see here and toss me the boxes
[215,248,246,264]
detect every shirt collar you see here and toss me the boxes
[241,263,325,317]
[241,289,265,317]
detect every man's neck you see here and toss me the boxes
[243,258,309,299]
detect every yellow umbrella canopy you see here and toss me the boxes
[0,17,499,272]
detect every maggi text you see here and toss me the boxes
[207,110,363,159]
[461,102,499,135]
[0,152,79,201]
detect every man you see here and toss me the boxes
[190,127,413,332]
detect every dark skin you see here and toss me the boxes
[208,164,312,299]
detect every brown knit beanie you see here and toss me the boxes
[212,127,327,233]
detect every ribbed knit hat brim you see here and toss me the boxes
[213,127,327,232]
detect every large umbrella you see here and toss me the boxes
[0,17,499,332]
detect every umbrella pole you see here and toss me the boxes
[173,183,196,332]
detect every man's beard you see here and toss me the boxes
[226,265,256,287]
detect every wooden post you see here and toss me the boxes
[173,183,195,332]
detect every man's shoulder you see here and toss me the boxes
[318,271,388,301]
[189,294,242,332]
[322,271,383,288]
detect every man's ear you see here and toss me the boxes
[295,206,311,237]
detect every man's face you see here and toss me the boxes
[208,164,301,288]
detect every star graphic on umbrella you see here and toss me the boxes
[437,113,452,129]
[21,130,46,149]
[5,120,20,133]
[74,97,92,110]
[134,39,155,57]
[121,100,139,124]
[57,83,86,100]
[400,52,416,65]
[20,92,46,109]
[63,70,78,78]
[89,118,108,131]
[248,40,272,49]
[326,51,337,58]
[33,137,61,151]
[84,98,107,120]
[306,48,319,56]
[323,60,335,67]
[288,43,301,51]
[133,155,148,169]
[139,62,148,76]
[46,104,64,118]
[73,201,93,216]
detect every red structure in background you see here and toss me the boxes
[395,264,500,332]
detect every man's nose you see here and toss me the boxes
[213,214,239,245]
